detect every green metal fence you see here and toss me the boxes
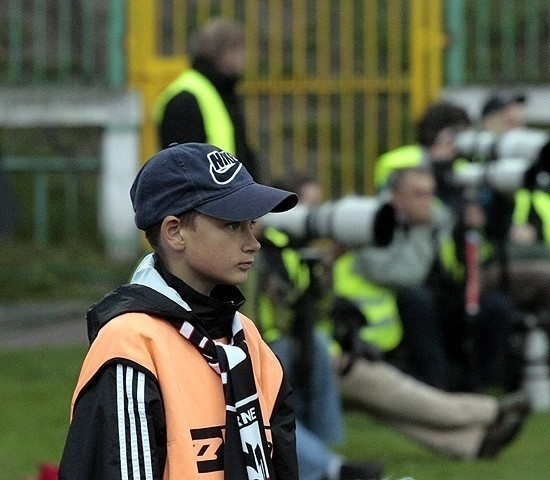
[1,154,100,245]
[1,0,126,87]
[1,1,547,89]
[445,0,550,86]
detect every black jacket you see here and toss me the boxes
[59,260,297,480]
[158,57,259,179]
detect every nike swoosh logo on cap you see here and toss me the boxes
[208,150,243,185]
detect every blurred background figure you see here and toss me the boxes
[375,101,471,196]
[154,18,259,179]
[480,90,527,134]
[257,170,529,462]
[251,172,386,480]
[474,90,550,320]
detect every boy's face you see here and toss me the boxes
[175,213,261,295]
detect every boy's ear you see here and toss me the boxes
[161,216,186,250]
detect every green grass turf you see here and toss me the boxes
[1,345,549,480]
[340,410,550,479]
[0,346,86,480]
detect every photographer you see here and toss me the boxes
[260,171,530,460]
[334,167,521,393]
[252,174,385,480]
[375,101,471,195]
[333,168,451,387]
[474,91,550,317]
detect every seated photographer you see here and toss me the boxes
[248,175,385,480]
[254,172,529,462]
[504,156,550,316]
[333,167,450,388]
[333,167,520,393]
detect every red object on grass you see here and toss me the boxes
[37,463,59,480]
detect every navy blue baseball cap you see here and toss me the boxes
[130,143,298,230]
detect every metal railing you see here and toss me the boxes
[1,155,100,245]
[1,0,126,87]
[1,1,547,90]
[445,0,550,86]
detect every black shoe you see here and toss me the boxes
[339,459,385,480]
[497,390,531,417]
[477,391,530,459]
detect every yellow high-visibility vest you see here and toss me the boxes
[513,189,550,245]
[332,252,403,352]
[154,69,236,153]
[255,228,310,343]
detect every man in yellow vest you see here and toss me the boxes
[155,19,259,179]
[375,101,471,197]
[333,168,455,387]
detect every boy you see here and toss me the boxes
[59,143,299,479]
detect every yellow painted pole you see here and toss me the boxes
[243,0,260,172]
[316,0,332,197]
[340,0,355,194]
[292,0,308,175]
[127,0,187,165]
[387,0,404,149]
[364,0,379,194]
[410,0,444,122]
[268,0,284,180]
[428,0,444,102]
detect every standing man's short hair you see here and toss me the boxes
[188,18,245,64]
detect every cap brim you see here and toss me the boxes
[195,183,298,221]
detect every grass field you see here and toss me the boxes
[0,239,136,303]
[1,345,549,480]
